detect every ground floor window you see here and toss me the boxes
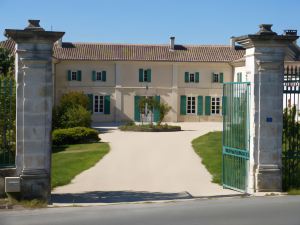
[187,96,196,114]
[211,97,221,115]
[94,95,104,113]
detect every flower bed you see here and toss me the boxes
[119,123,181,132]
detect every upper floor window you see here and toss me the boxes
[189,73,195,82]
[185,72,199,83]
[212,72,223,83]
[67,70,82,81]
[92,70,107,82]
[139,68,152,82]
[96,72,102,81]
[212,73,219,83]
[71,71,77,81]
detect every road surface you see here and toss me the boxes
[1,196,300,225]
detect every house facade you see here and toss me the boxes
[2,36,298,123]
[51,38,245,123]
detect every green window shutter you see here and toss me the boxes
[87,94,94,112]
[184,72,189,83]
[67,70,71,81]
[147,69,151,82]
[154,95,160,122]
[195,72,200,83]
[197,96,203,115]
[222,96,227,116]
[220,72,224,83]
[77,70,82,81]
[211,72,215,83]
[92,71,96,81]
[139,69,144,82]
[180,95,187,115]
[102,71,107,81]
[205,96,211,115]
[104,95,110,114]
[134,96,141,121]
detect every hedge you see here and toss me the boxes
[52,127,100,146]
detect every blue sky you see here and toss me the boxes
[1,0,300,45]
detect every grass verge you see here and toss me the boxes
[52,142,109,189]
[288,189,300,195]
[192,131,222,184]
[119,123,181,132]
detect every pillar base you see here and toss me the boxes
[20,169,49,201]
[255,165,282,192]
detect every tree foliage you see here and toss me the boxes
[53,92,91,129]
[157,102,171,125]
[138,97,171,125]
[0,47,14,77]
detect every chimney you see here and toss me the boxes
[170,36,175,50]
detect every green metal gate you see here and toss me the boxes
[222,82,250,192]
[283,66,300,191]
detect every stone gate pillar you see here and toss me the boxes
[4,20,64,200]
[235,25,299,193]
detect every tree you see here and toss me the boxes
[157,102,171,125]
[0,47,14,77]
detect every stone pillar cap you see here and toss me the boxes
[25,20,45,31]
[257,24,277,35]
[4,19,64,43]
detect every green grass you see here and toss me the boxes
[51,142,109,189]
[288,189,300,195]
[192,131,222,184]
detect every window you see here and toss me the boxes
[143,70,148,82]
[94,95,104,113]
[96,72,102,81]
[213,73,219,83]
[211,97,221,115]
[187,96,196,114]
[189,73,195,82]
[71,71,77,81]
[139,69,151,82]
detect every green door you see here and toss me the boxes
[222,82,250,192]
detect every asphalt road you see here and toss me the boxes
[1,196,300,225]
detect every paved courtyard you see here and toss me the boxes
[53,122,237,201]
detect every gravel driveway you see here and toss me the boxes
[53,122,237,198]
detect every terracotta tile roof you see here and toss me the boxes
[0,39,15,53]
[1,39,245,62]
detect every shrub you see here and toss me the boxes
[52,92,92,129]
[60,105,91,128]
[52,127,100,146]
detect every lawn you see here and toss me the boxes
[51,142,109,189]
[192,131,300,195]
[192,131,222,185]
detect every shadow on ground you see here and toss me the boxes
[51,191,193,204]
